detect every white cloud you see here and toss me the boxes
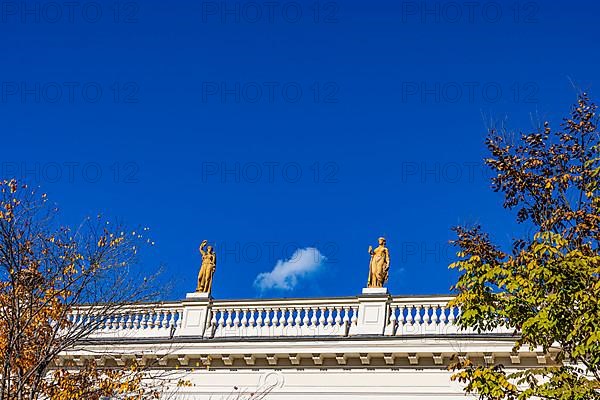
[254,247,326,292]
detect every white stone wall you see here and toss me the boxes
[161,368,474,399]
[61,294,549,399]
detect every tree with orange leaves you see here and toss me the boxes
[0,179,160,399]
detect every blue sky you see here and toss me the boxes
[1,0,599,300]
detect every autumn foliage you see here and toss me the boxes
[0,181,158,399]
[449,93,600,399]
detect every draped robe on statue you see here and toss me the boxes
[368,244,390,288]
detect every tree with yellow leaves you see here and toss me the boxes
[449,93,600,399]
[0,180,161,399]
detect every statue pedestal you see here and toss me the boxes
[356,288,390,336]
[181,292,212,337]
[362,287,389,295]
[186,291,210,300]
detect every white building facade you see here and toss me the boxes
[62,290,548,399]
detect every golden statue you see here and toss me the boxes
[196,240,216,293]
[367,237,390,288]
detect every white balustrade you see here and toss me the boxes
[64,295,483,340]
[387,296,462,335]
[66,303,184,338]
[209,298,359,338]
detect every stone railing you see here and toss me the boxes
[68,302,184,338]
[68,292,481,340]
[208,297,359,338]
[386,296,462,336]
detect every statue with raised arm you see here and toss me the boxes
[367,237,390,288]
[196,240,217,293]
